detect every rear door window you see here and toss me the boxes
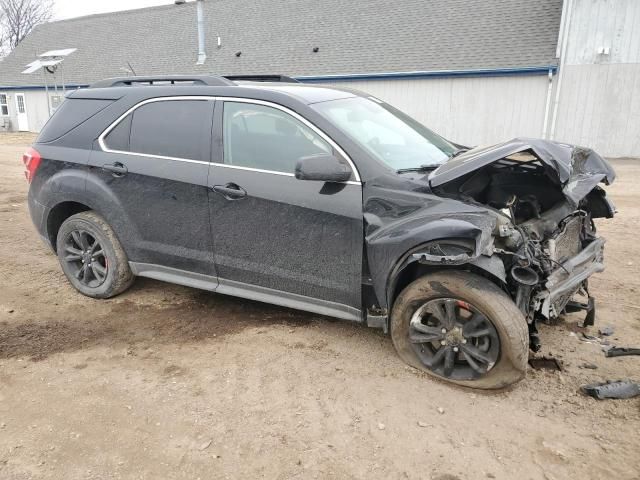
[105,99,213,161]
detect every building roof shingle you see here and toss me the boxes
[0,0,562,87]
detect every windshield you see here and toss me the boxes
[312,96,457,171]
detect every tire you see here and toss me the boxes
[390,270,529,389]
[56,211,135,299]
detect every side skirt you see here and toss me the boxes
[129,262,363,322]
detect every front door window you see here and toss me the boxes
[223,102,332,173]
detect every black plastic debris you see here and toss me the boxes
[581,380,640,400]
[529,357,563,371]
[605,347,640,358]
[566,298,596,327]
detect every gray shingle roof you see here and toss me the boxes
[0,0,562,87]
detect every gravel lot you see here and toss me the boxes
[1,133,639,479]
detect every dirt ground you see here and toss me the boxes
[0,132,639,480]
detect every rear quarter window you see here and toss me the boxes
[37,98,113,143]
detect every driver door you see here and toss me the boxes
[207,100,363,320]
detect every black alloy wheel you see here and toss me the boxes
[408,298,500,380]
[62,229,109,288]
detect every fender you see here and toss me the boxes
[37,167,140,258]
[364,185,499,311]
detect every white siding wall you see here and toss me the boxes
[552,0,640,157]
[24,91,54,132]
[0,90,62,134]
[325,75,552,148]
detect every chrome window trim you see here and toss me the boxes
[97,95,362,183]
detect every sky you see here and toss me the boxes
[54,0,174,20]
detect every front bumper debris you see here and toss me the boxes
[537,237,606,318]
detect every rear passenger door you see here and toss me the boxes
[208,100,363,320]
[89,97,217,277]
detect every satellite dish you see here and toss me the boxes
[21,58,63,74]
[39,48,77,58]
[22,48,77,117]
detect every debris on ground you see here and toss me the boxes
[605,347,640,358]
[377,422,386,430]
[599,326,615,336]
[579,362,598,370]
[198,440,212,451]
[582,333,609,345]
[437,407,445,414]
[417,421,429,428]
[529,356,563,371]
[581,380,640,400]
[570,331,612,347]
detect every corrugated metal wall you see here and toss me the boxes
[324,1,640,158]
[552,0,640,157]
[325,75,551,148]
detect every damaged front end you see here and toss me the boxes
[429,138,615,350]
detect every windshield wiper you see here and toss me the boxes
[396,164,441,174]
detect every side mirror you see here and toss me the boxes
[295,153,352,183]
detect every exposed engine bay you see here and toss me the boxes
[427,141,616,350]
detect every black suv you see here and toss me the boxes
[25,75,615,389]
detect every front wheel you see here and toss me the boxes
[56,211,135,299]
[390,271,528,389]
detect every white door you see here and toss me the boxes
[15,93,29,131]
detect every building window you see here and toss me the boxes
[51,95,62,111]
[0,94,8,116]
[16,94,25,114]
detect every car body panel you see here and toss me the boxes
[208,165,364,309]
[428,137,616,205]
[361,175,498,309]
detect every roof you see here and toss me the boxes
[0,0,562,88]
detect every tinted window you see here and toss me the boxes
[37,98,112,143]
[223,102,331,173]
[126,100,212,160]
[104,113,132,151]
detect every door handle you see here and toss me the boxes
[211,183,247,200]
[102,162,128,177]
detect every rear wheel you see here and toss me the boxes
[390,271,528,389]
[56,211,134,298]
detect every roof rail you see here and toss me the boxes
[90,75,235,88]
[224,75,300,83]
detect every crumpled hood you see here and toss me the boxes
[428,138,616,205]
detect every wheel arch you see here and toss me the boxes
[45,174,138,257]
[386,240,508,315]
[46,201,93,252]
